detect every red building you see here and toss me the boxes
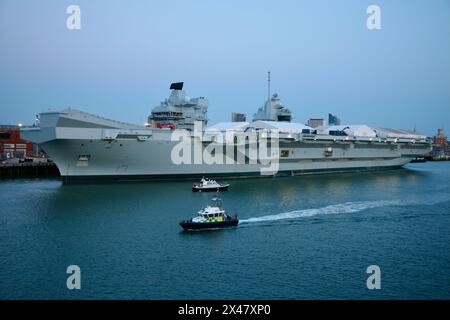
[0,126,34,160]
[435,128,447,147]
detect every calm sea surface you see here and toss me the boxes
[1,162,449,299]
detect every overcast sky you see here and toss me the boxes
[0,0,449,135]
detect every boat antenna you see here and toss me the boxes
[267,71,271,102]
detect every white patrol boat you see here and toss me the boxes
[192,178,230,192]
[179,196,238,231]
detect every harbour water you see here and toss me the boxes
[1,162,449,299]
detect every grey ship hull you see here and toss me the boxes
[40,138,413,183]
[63,165,406,183]
[21,109,432,183]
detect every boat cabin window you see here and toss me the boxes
[0,132,11,139]
[210,198,222,208]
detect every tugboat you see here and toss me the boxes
[192,177,230,192]
[179,196,238,231]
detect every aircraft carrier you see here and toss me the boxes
[21,81,432,183]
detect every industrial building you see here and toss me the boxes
[231,112,246,122]
[328,113,341,125]
[307,118,324,128]
[0,125,34,160]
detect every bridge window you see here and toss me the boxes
[0,132,11,139]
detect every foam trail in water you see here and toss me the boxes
[239,200,402,224]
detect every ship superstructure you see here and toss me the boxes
[147,82,208,130]
[253,93,292,122]
[21,81,432,183]
[253,73,292,122]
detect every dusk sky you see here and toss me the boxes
[0,0,449,136]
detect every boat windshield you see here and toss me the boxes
[210,197,222,208]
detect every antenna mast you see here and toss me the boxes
[267,71,271,102]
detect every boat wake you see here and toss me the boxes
[239,200,402,224]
